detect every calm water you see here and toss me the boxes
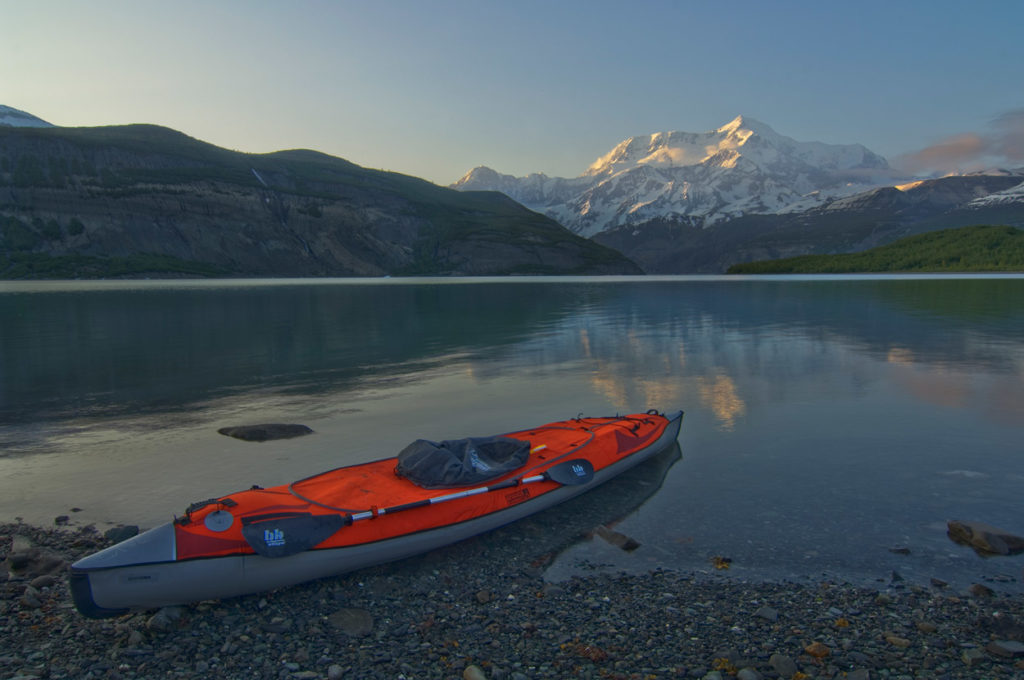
[2,275,1023,591]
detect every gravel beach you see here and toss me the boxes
[4,519,1024,680]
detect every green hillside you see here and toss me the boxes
[727,225,1024,274]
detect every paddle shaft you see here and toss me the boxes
[347,459,593,523]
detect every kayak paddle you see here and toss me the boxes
[348,457,594,522]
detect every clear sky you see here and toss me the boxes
[3,0,1024,184]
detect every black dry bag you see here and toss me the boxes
[395,436,530,489]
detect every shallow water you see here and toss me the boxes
[2,275,1022,591]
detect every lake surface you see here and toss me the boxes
[2,275,1023,592]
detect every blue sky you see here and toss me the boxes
[3,0,1023,184]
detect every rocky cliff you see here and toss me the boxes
[0,125,639,278]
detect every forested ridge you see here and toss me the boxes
[727,225,1024,274]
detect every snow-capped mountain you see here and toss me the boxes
[452,115,897,237]
[0,105,53,128]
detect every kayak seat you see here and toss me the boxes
[395,436,530,489]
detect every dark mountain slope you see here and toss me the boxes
[595,174,1024,273]
[0,125,639,278]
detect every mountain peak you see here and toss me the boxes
[583,115,787,178]
[716,114,774,137]
[0,105,53,128]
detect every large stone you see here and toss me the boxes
[986,640,1024,658]
[146,606,184,632]
[217,424,314,442]
[328,608,374,636]
[4,546,68,579]
[947,520,1024,556]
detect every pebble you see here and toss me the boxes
[145,606,183,631]
[804,641,831,658]
[327,607,374,636]
[464,664,488,680]
[962,648,986,666]
[6,521,1024,680]
[885,634,912,648]
[28,575,55,589]
[769,653,797,677]
[18,587,42,609]
[969,583,995,598]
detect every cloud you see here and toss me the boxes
[894,108,1024,175]
[991,109,1024,162]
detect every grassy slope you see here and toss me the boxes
[727,225,1024,274]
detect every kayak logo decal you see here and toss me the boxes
[263,528,286,547]
[242,515,344,558]
[570,463,587,478]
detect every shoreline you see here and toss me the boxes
[4,522,1024,679]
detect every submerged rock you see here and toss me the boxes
[104,525,140,544]
[947,520,1024,556]
[217,424,314,442]
[594,525,641,551]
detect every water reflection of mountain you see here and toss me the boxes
[474,278,1024,427]
[579,279,1024,371]
[2,278,1021,427]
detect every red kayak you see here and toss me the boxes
[71,410,683,617]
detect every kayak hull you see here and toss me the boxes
[71,410,682,617]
